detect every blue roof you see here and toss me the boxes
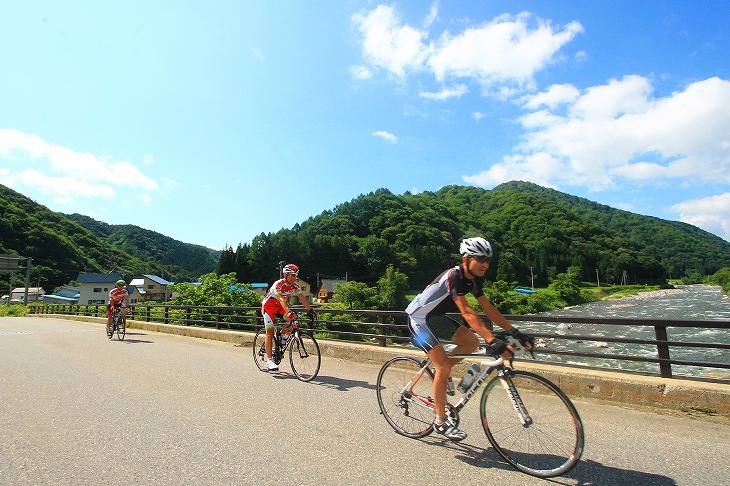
[77,273,122,283]
[142,274,172,285]
[251,283,269,288]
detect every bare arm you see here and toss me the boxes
[453,295,497,344]
[297,293,312,311]
[476,295,514,333]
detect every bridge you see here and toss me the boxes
[1,316,729,485]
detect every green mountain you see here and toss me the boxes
[0,184,218,292]
[4,181,729,295]
[64,214,219,283]
[219,182,730,289]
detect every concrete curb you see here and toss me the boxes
[42,314,730,420]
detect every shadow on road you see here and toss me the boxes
[443,440,677,485]
[308,374,378,392]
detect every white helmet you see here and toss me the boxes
[459,237,493,260]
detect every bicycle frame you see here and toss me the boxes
[407,354,534,425]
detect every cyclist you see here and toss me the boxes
[406,237,532,441]
[106,279,131,333]
[261,264,316,371]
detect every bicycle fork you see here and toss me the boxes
[497,368,533,427]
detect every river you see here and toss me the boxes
[517,285,730,378]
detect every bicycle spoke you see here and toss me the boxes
[289,332,320,382]
[480,370,584,478]
[376,356,435,438]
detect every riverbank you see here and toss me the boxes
[601,286,689,302]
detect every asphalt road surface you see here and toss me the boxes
[1,316,729,485]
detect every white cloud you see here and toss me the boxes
[472,111,485,121]
[350,65,372,80]
[671,193,730,241]
[352,6,582,94]
[522,83,580,110]
[352,5,430,78]
[427,13,583,89]
[464,76,730,191]
[372,130,398,143]
[0,129,161,204]
[419,83,468,100]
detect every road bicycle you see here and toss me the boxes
[376,334,584,478]
[107,306,126,341]
[253,315,321,382]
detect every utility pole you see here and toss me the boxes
[278,261,286,279]
[23,257,32,305]
[530,267,535,290]
[596,268,600,288]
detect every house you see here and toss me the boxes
[76,273,123,305]
[77,273,143,306]
[250,283,269,297]
[42,285,80,305]
[130,274,172,302]
[292,278,313,304]
[317,279,346,303]
[10,287,45,303]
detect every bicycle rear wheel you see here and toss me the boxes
[480,369,584,478]
[376,356,435,438]
[252,328,269,371]
[289,331,320,381]
[116,315,126,341]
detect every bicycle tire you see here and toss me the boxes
[376,356,435,438]
[252,328,269,371]
[117,315,126,341]
[480,369,584,478]
[288,331,320,382]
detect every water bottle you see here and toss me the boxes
[457,363,481,392]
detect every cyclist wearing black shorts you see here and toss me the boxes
[406,237,529,441]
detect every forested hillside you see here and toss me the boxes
[218,182,730,289]
[64,214,218,281]
[4,181,729,295]
[0,184,217,292]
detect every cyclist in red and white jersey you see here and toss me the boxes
[261,264,316,370]
[106,279,131,333]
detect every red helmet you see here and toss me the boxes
[283,264,299,276]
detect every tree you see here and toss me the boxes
[332,281,378,309]
[169,272,260,307]
[376,265,409,310]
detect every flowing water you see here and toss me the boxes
[516,285,730,378]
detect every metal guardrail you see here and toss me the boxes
[32,303,730,380]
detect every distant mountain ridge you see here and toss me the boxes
[2,181,729,294]
[64,213,219,281]
[218,181,730,288]
[0,183,219,291]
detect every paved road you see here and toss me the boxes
[1,317,729,485]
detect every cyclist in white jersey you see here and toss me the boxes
[406,237,531,441]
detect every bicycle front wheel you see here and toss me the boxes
[288,332,321,381]
[252,328,268,371]
[480,369,584,478]
[116,315,126,341]
[376,356,435,438]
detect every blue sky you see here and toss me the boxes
[2,1,729,250]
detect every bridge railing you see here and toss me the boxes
[32,303,729,381]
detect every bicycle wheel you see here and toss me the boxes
[289,331,321,382]
[252,328,269,371]
[480,369,584,478]
[116,315,126,341]
[376,356,435,438]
